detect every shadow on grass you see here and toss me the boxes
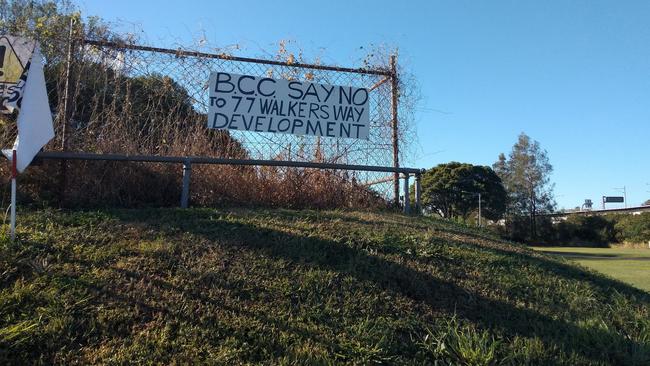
[11,208,641,363]
[97,208,650,364]
[48,262,345,361]
[292,209,505,243]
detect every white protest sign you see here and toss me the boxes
[208,72,369,139]
[1,43,54,173]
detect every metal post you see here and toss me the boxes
[59,17,76,205]
[10,150,16,242]
[478,193,482,227]
[403,173,410,214]
[180,159,191,208]
[61,17,75,151]
[390,54,400,208]
[415,172,422,214]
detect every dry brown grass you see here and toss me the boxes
[0,119,388,209]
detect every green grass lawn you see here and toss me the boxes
[533,247,650,293]
[1,208,649,364]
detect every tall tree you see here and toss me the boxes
[493,133,555,239]
[419,162,506,222]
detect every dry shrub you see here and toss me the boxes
[0,117,388,210]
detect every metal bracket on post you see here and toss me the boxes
[403,173,410,215]
[415,171,422,215]
[180,159,191,208]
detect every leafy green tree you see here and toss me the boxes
[0,1,82,59]
[420,162,506,222]
[493,133,555,239]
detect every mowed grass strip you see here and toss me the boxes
[0,208,648,365]
[534,247,650,293]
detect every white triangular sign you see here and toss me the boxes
[1,40,54,173]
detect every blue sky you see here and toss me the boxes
[79,0,650,209]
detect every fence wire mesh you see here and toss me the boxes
[1,32,407,209]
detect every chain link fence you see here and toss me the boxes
[2,29,414,209]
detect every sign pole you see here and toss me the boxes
[10,149,16,241]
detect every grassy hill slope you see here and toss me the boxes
[1,208,649,365]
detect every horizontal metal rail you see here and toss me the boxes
[83,39,394,77]
[36,151,422,174]
[34,151,422,212]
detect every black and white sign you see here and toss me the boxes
[208,72,369,139]
[0,35,54,173]
[0,35,36,114]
